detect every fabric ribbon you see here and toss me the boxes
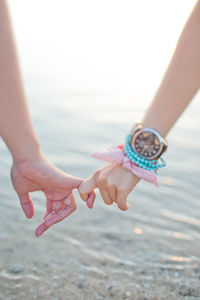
[91,145,159,187]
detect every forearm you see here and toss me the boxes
[0,0,41,162]
[142,1,200,137]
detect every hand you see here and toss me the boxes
[11,153,83,236]
[79,163,141,211]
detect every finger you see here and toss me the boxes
[108,184,117,203]
[78,175,97,202]
[55,193,76,221]
[42,194,70,222]
[35,205,76,237]
[35,212,55,237]
[116,190,129,211]
[97,174,113,205]
[35,194,76,237]
[86,191,96,209]
[43,194,65,220]
[64,194,73,207]
[52,200,64,213]
[43,199,53,220]
[99,188,113,206]
[66,175,83,189]
[18,193,34,218]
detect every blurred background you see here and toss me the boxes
[0,0,200,299]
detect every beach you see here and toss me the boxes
[0,93,200,300]
[1,0,200,298]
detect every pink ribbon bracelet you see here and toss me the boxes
[91,144,159,187]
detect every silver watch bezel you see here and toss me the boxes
[130,126,168,160]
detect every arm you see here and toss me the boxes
[0,0,41,162]
[0,0,83,236]
[79,0,200,210]
[142,0,200,136]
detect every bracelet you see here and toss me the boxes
[90,145,160,187]
[124,134,166,172]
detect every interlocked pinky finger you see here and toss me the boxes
[86,191,96,209]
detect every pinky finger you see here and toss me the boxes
[86,191,96,209]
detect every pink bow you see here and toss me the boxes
[91,145,159,187]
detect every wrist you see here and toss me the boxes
[141,116,169,138]
[11,138,43,164]
[129,122,168,161]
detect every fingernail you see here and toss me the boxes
[86,198,94,209]
[23,204,34,219]
[35,226,43,237]
[86,193,95,209]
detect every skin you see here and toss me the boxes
[11,154,83,237]
[0,0,96,236]
[79,0,200,210]
[1,0,200,232]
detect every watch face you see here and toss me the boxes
[131,130,162,160]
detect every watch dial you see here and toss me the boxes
[133,131,161,159]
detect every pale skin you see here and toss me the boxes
[1,0,200,235]
[79,0,200,210]
[0,0,95,236]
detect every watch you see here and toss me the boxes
[129,122,168,160]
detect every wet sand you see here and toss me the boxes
[1,177,200,300]
[1,94,200,300]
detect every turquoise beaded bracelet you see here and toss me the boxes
[124,135,166,173]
